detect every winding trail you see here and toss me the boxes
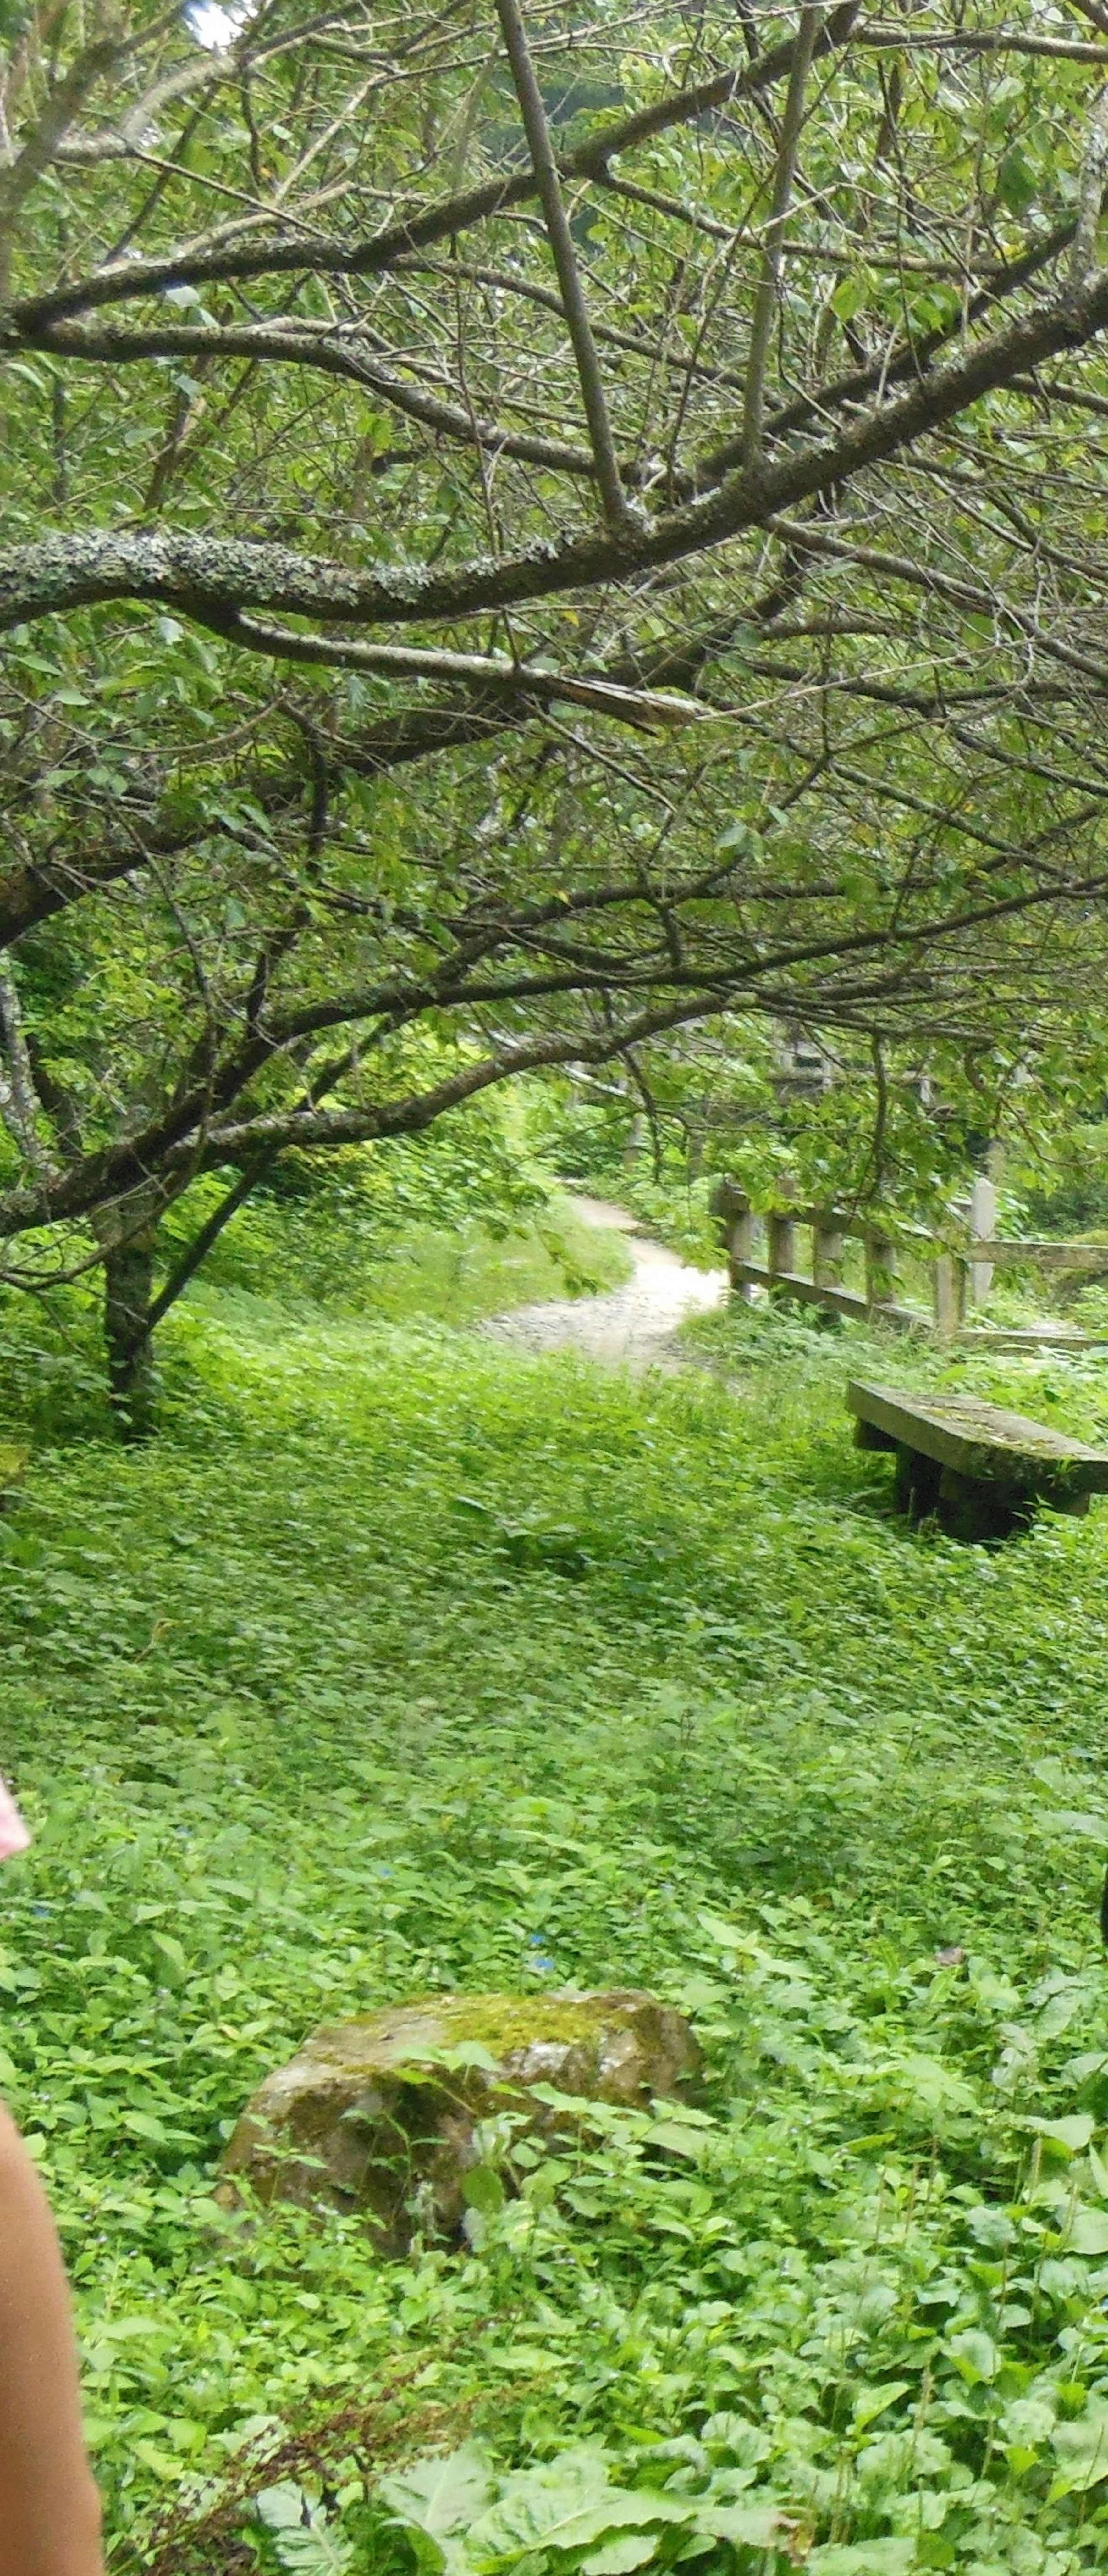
[483,1193,728,1369]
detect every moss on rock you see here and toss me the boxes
[218,1988,701,2251]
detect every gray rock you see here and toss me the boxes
[218,1988,702,2251]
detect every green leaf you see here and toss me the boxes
[581,2536,660,2575]
[695,1910,745,1953]
[436,2042,501,2073]
[1068,2205,1108,2256]
[996,145,1036,214]
[947,2329,1000,2385]
[256,2486,354,2573]
[462,2163,505,2216]
[809,2547,914,2575]
[462,2447,687,2566]
[852,2381,911,2433]
[693,2500,786,2547]
[380,2446,495,2545]
[1026,2114,1096,2153]
[122,2110,168,2143]
[642,2119,709,2159]
[1051,2402,1108,2494]
[1089,2143,1108,2198]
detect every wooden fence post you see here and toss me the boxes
[709,1181,1018,1340]
[712,1180,757,1304]
[813,1214,845,1291]
[767,1212,796,1300]
[865,1230,896,1314]
[728,1202,756,1303]
[969,1174,997,1304]
[933,1253,967,1341]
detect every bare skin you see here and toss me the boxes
[0,2101,103,2576]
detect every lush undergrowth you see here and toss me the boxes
[7,1275,1108,2571]
[367,1200,634,1322]
[0,1191,631,1446]
[179,1186,636,1328]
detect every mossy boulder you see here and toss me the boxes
[218,1989,701,2251]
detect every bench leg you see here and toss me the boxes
[892,1444,942,1523]
[936,1469,1033,1542]
[855,1418,897,1453]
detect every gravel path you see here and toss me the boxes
[483,1194,728,1369]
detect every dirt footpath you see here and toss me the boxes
[483,1195,728,1369]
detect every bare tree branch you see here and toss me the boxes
[493,0,633,535]
[9,5,864,329]
[744,3,824,469]
[0,29,124,300]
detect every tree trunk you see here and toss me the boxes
[102,1230,157,1439]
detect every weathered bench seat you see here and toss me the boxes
[847,1379,1108,1539]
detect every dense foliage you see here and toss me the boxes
[12,5,1108,2559]
[7,1244,1108,2569]
[7,0,1108,1391]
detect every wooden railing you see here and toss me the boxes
[711,1179,1108,1348]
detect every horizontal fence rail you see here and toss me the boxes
[710,1179,1108,1351]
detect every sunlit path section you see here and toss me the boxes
[483,1196,726,1368]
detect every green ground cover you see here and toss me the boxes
[0,1190,632,1446]
[7,1278,1108,2571]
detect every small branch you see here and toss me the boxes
[0,30,124,301]
[144,1147,277,1335]
[493,0,634,537]
[869,1033,890,1198]
[855,21,1108,63]
[38,318,606,481]
[743,3,825,470]
[624,1049,664,1182]
[54,49,232,162]
[4,6,861,333]
[191,613,710,729]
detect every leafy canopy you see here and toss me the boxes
[3,0,1108,1305]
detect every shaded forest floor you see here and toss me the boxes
[6,1265,1108,2568]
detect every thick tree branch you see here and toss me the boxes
[144,1145,278,1334]
[190,614,709,727]
[0,31,123,300]
[8,256,1108,645]
[35,318,607,480]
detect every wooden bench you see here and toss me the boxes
[847,1379,1108,1540]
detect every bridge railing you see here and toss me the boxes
[711,1180,1108,1349]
